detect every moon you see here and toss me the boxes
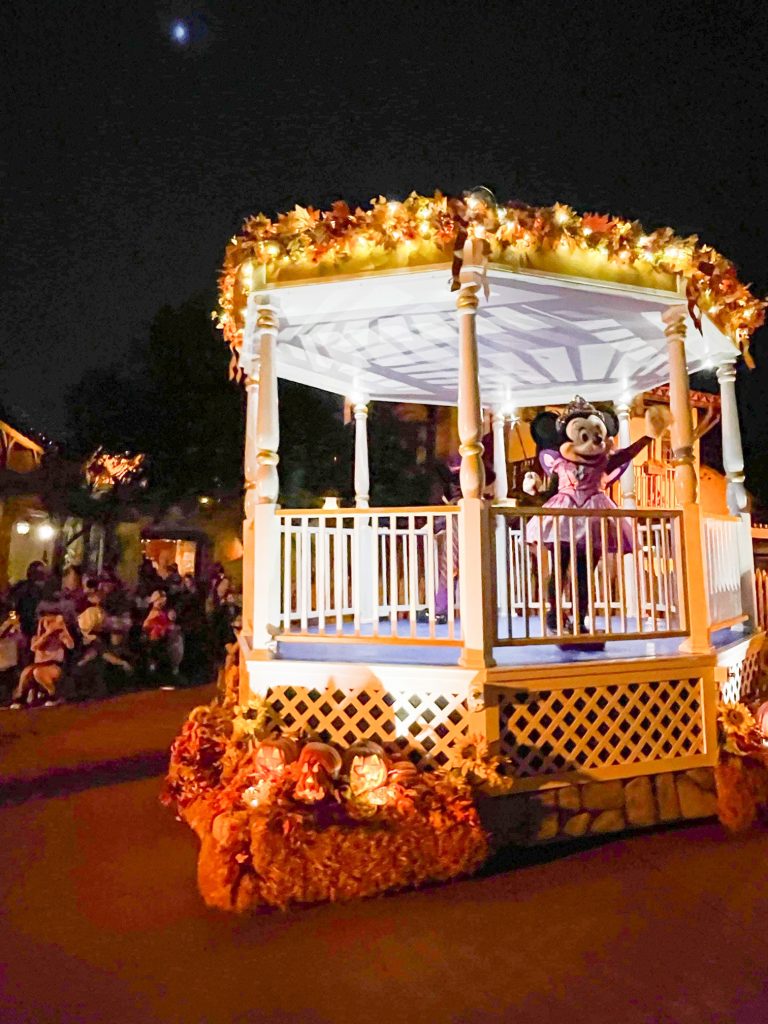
[169,19,189,45]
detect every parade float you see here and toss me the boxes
[164,190,768,910]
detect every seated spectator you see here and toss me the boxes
[164,562,183,595]
[144,590,172,678]
[10,560,48,648]
[167,609,184,678]
[0,606,23,703]
[11,609,74,708]
[61,564,88,614]
[78,588,106,646]
[72,590,108,700]
[100,574,131,617]
[102,629,135,695]
[175,574,208,683]
[137,555,161,598]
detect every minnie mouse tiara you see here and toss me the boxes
[556,395,601,431]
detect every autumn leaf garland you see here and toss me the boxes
[216,191,765,369]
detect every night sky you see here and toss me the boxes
[2,0,768,443]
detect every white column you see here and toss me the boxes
[492,409,509,504]
[352,400,370,509]
[615,400,637,509]
[251,303,281,658]
[663,306,712,653]
[456,237,495,670]
[716,358,757,626]
[241,372,259,640]
[615,399,638,621]
[351,398,373,621]
[716,359,748,516]
[492,408,510,622]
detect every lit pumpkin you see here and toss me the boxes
[345,742,389,799]
[294,742,343,803]
[253,736,299,775]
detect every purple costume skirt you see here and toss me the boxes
[525,493,633,556]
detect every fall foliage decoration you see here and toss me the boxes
[216,192,765,374]
[162,698,491,911]
[714,700,768,832]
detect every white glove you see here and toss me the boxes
[523,471,542,496]
[645,405,673,439]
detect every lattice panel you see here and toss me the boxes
[496,678,705,778]
[721,651,762,703]
[265,685,470,767]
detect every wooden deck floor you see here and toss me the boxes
[275,620,749,669]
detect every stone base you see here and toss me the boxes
[479,767,717,847]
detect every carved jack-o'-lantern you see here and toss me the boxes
[294,742,343,803]
[346,742,389,800]
[253,736,299,776]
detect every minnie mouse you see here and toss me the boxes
[523,396,672,646]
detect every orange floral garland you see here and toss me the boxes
[217,192,765,371]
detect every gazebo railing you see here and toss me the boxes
[492,506,688,645]
[276,507,461,643]
[703,513,747,630]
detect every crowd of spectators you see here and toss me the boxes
[0,557,241,709]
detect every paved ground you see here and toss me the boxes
[0,684,214,803]
[2,772,768,1024]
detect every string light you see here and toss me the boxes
[217,192,766,365]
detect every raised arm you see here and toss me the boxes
[606,436,652,478]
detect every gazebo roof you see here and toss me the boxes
[217,193,765,407]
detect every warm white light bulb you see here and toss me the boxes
[37,523,55,541]
[15,520,30,536]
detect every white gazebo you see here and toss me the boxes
[220,193,764,787]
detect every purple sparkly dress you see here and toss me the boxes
[525,447,640,555]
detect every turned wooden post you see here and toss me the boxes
[456,236,495,670]
[251,302,281,659]
[351,398,373,620]
[716,359,748,516]
[241,371,259,639]
[615,399,637,509]
[663,305,712,653]
[615,398,639,620]
[353,400,370,509]
[716,357,757,626]
[492,408,510,505]
[492,407,511,622]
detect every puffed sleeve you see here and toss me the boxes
[538,450,559,475]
